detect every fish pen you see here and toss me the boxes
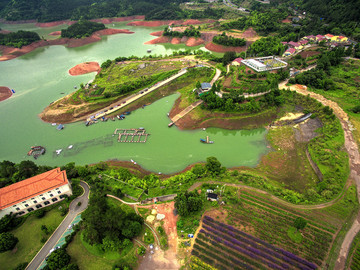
[114,128,150,143]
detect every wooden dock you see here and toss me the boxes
[114,128,150,143]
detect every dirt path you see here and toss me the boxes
[188,181,348,210]
[278,82,360,269]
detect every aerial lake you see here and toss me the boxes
[0,21,269,173]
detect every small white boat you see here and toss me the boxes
[52,123,57,126]
[131,159,134,163]
[68,145,73,149]
[55,149,62,155]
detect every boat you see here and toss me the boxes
[27,146,46,159]
[147,49,152,53]
[125,111,131,115]
[139,127,145,130]
[11,89,15,93]
[85,121,90,126]
[52,123,57,126]
[200,136,214,144]
[68,145,73,149]
[55,149,62,155]
[56,124,64,130]
[168,122,174,127]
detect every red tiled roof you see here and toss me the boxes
[288,41,300,47]
[325,34,334,38]
[0,168,68,210]
[285,48,296,54]
[233,57,244,63]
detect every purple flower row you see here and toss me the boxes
[200,229,286,270]
[203,218,312,270]
[203,224,288,270]
[204,216,317,269]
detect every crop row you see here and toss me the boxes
[194,237,252,270]
[202,225,292,270]
[192,243,232,270]
[240,191,336,232]
[239,193,335,234]
[197,233,268,270]
[189,256,218,270]
[227,205,331,256]
[225,205,330,262]
[203,216,318,270]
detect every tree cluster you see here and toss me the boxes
[0,30,40,48]
[247,36,285,57]
[61,20,106,39]
[0,160,55,188]
[174,191,203,217]
[82,193,143,249]
[163,25,201,38]
[212,32,246,47]
[0,232,18,253]
[291,47,345,90]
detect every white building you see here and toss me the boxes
[241,56,288,72]
[0,168,72,219]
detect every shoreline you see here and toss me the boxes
[0,86,12,102]
[0,28,134,61]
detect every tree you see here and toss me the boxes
[17,160,38,179]
[205,156,223,176]
[174,191,203,217]
[0,232,18,252]
[293,217,307,230]
[0,160,16,179]
[46,248,70,270]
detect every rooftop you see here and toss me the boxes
[0,168,68,210]
[201,82,212,90]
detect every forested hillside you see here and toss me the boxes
[0,0,186,22]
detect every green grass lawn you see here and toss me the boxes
[0,208,65,270]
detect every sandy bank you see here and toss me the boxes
[127,19,214,27]
[0,28,134,61]
[0,87,12,102]
[205,42,247,53]
[145,36,205,46]
[150,31,164,37]
[49,31,61,36]
[69,62,101,76]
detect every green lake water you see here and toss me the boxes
[0,22,269,173]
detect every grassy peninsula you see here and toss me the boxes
[0,30,40,48]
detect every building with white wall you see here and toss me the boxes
[0,168,72,219]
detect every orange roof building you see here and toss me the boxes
[0,168,72,218]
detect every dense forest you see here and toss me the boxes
[61,20,106,39]
[0,0,224,22]
[212,32,246,47]
[0,30,40,48]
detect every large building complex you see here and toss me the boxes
[0,168,72,219]
[241,56,288,72]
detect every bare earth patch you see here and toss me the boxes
[68,62,101,76]
[0,86,12,102]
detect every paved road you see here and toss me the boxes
[88,69,188,121]
[26,181,90,270]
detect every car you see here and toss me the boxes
[140,91,144,94]
[109,107,113,110]
[144,89,148,92]
[122,101,126,104]
[104,109,108,112]
[49,246,60,254]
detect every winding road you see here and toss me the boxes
[279,67,360,269]
[26,181,90,270]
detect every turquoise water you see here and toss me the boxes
[0,22,268,173]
